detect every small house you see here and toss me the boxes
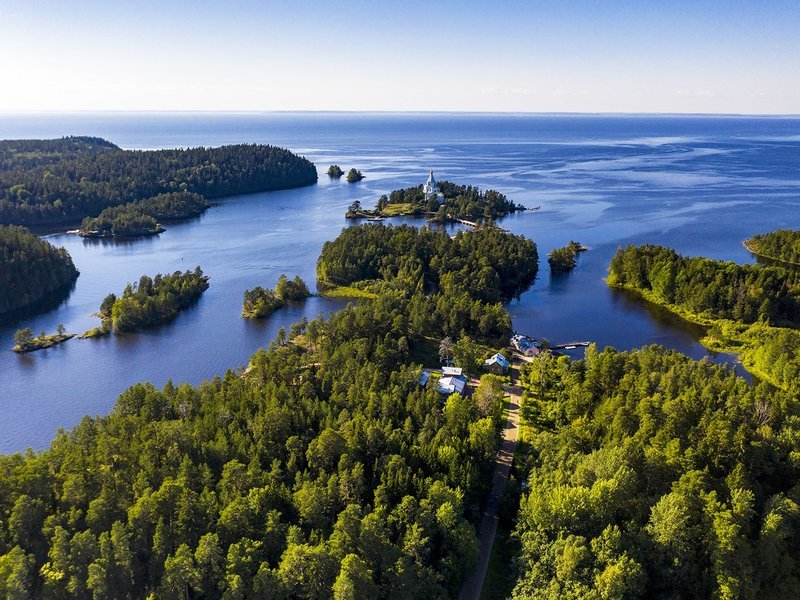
[438,375,467,396]
[442,366,463,377]
[483,352,510,374]
[511,334,542,357]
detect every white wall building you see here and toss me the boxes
[423,170,442,203]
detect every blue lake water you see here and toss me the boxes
[1,113,799,452]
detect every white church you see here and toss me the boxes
[423,170,443,203]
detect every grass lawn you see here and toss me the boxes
[318,285,378,300]
[379,202,414,216]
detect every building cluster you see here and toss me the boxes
[437,366,468,395]
[510,334,543,357]
[420,351,511,398]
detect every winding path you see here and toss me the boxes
[459,361,522,600]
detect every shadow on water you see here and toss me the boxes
[81,234,162,248]
[749,252,800,272]
[106,294,208,344]
[609,286,752,381]
[609,286,709,342]
[547,269,573,292]
[0,281,77,328]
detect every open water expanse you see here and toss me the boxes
[1,112,799,453]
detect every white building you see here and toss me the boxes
[438,375,467,395]
[483,353,510,374]
[423,170,442,203]
[511,334,542,357]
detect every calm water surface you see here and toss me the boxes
[1,113,799,452]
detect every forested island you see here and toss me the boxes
[96,268,209,333]
[0,224,531,598]
[346,168,365,182]
[326,165,344,178]
[346,181,524,224]
[0,225,79,316]
[607,243,800,391]
[79,192,209,238]
[0,137,318,226]
[547,240,586,272]
[745,229,800,266]
[12,325,73,353]
[242,275,311,318]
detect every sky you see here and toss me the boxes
[1,0,798,114]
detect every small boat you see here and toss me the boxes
[368,216,385,222]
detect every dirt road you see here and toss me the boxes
[459,363,522,600]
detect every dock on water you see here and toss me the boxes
[449,216,509,232]
[552,341,592,349]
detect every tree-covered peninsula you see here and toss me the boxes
[607,242,800,391]
[79,192,209,238]
[347,181,525,224]
[0,137,318,226]
[0,224,528,599]
[242,275,311,318]
[97,268,209,333]
[745,229,800,266]
[607,244,800,327]
[0,225,79,316]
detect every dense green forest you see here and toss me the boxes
[79,192,209,238]
[318,223,538,304]
[511,344,800,599]
[547,241,584,272]
[0,225,79,316]
[0,137,117,171]
[0,137,317,226]
[355,181,524,223]
[242,275,311,319]
[607,244,800,327]
[98,268,209,333]
[0,223,523,598]
[3,221,799,598]
[745,229,800,266]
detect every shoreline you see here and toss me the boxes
[742,239,800,268]
[74,226,166,239]
[607,280,796,391]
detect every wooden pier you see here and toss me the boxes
[552,341,592,349]
[450,216,508,232]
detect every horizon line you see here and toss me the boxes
[0,109,799,118]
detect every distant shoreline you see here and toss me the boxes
[1,110,799,118]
